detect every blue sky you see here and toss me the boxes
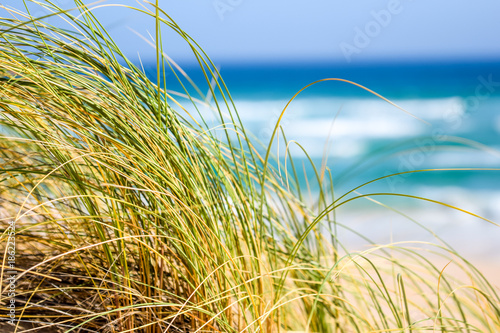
[7,1,500,64]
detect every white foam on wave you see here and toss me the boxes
[175,95,500,161]
[281,137,367,159]
[285,117,422,139]
[234,96,466,122]
[428,150,500,167]
[229,96,469,158]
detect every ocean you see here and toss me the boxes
[155,60,500,260]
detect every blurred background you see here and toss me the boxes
[5,1,500,264]
[20,1,499,64]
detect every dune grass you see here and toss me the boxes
[0,1,499,332]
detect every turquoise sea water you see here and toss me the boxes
[151,60,500,259]
[163,62,499,180]
[153,60,500,212]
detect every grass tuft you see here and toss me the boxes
[0,2,498,332]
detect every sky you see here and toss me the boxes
[5,0,500,65]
